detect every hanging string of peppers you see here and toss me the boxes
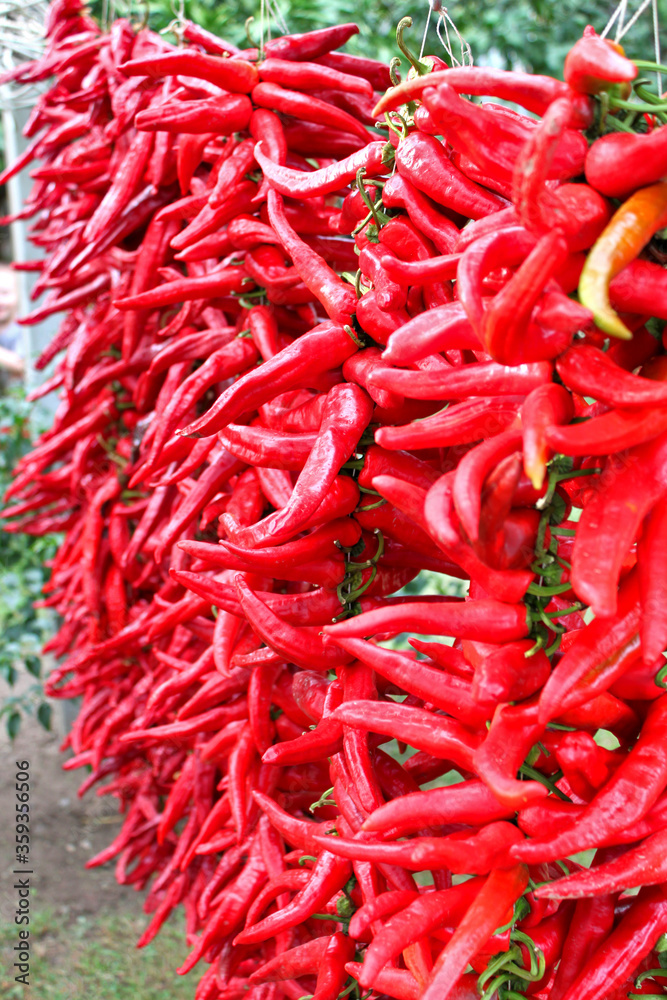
[4,3,667,998]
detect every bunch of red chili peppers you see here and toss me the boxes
[5,2,667,997]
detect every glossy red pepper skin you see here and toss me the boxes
[324,597,529,642]
[422,865,530,1000]
[453,429,522,542]
[570,433,667,617]
[382,173,460,254]
[395,133,507,221]
[636,502,667,665]
[358,880,485,988]
[252,80,370,142]
[537,825,667,899]
[315,821,523,875]
[364,779,514,837]
[521,384,575,489]
[255,139,384,197]
[382,301,479,364]
[267,190,357,324]
[423,473,534,604]
[558,343,667,409]
[558,887,667,1000]
[183,322,357,437]
[263,23,359,61]
[483,234,576,365]
[226,384,373,548]
[135,93,253,134]
[564,25,637,94]
[119,51,259,93]
[368,360,552,402]
[376,396,522,451]
[515,695,667,863]
[423,83,586,183]
[332,637,491,726]
[539,570,641,722]
[547,406,667,458]
[234,849,352,946]
[114,265,249,311]
[234,577,352,671]
[586,125,667,199]
[374,65,593,126]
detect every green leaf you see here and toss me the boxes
[1,663,17,685]
[25,656,42,678]
[37,703,52,731]
[7,711,21,740]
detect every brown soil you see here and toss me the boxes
[0,701,144,923]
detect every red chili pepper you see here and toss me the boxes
[569,433,667,616]
[466,638,551,704]
[559,342,667,408]
[329,699,483,771]
[249,934,335,984]
[395,132,507,221]
[364,779,514,838]
[382,173,460,254]
[539,570,641,722]
[423,83,586,183]
[119,50,259,92]
[374,65,592,125]
[178,842,267,973]
[234,576,352,671]
[635,502,667,665]
[368,360,552,402]
[135,92,253,134]
[183,322,356,437]
[421,865,530,1000]
[423,474,534,604]
[473,698,548,809]
[564,25,637,94]
[252,80,370,142]
[549,894,616,1000]
[452,429,522,542]
[586,124,667,201]
[483,233,575,364]
[324,596,529,642]
[557,886,667,1000]
[358,880,486,988]
[315,821,523,875]
[515,694,667,863]
[114,265,249,311]
[547,406,667,460]
[265,191,357,324]
[255,138,384,198]
[331,637,490,726]
[263,23,359,61]
[538,826,667,899]
[234,849,352,946]
[376,396,522,451]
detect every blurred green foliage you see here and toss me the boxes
[0,391,59,739]
[102,0,667,77]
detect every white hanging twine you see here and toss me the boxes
[418,1,473,68]
[0,0,48,110]
[256,0,289,54]
[601,0,663,96]
[161,0,185,46]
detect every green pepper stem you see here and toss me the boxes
[395,17,430,76]
[389,57,402,87]
[519,764,571,802]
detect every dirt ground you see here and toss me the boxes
[0,701,144,923]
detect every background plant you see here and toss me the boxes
[0,390,58,738]
[93,0,667,77]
